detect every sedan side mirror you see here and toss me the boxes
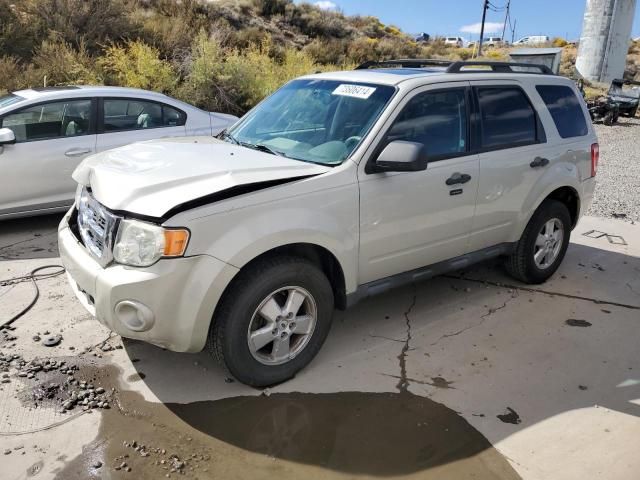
[0,128,16,145]
[373,140,427,173]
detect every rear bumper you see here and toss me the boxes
[579,176,596,221]
[58,210,239,352]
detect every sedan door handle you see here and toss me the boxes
[65,148,92,157]
[530,157,550,168]
[446,172,472,186]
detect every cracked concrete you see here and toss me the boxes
[429,294,518,347]
[395,286,416,394]
[1,214,640,480]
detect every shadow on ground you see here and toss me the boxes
[0,213,63,260]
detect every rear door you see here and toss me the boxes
[95,98,187,152]
[358,82,480,284]
[0,98,96,215]
[467,81,555,251]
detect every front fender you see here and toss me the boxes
[180,184,360,293]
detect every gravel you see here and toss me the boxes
[588,117,640,222]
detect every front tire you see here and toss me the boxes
[505,200,571,284]
[209,256,334,387]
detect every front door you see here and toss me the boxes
[358,83,480,284]
[0,98,96,215]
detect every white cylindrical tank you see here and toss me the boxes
[576,0,637,83]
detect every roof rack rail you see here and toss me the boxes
[445,61,554,75]
[355,58,453,70]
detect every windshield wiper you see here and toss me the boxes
[240,142,286,157]
[217,129,240,145]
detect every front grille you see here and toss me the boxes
[76,188,120,266]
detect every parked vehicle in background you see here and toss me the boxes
[415,32,431,43]
[608,78,640,117]
[513,35,550,45]
[484,36,506,47]
[444,37,465,47]
[59,60,597,386]
[0,86,237,219]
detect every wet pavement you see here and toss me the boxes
[1,213,639,479]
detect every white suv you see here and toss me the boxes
[59,60,598,386]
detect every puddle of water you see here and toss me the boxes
[56,379,522,479]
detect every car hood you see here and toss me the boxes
[73,136,331,219]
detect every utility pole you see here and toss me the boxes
[501,0,511,41]
[478,0,489,56]
[511,18,517,44]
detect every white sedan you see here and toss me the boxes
[0,86,237,219]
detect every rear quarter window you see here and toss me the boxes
[536,85,588,139]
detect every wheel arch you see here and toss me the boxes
[219,242,349,312]
[514,183,581,242]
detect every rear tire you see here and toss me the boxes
[208,255,334,387]
[505,200,571,284]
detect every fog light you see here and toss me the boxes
[114,300,155,332]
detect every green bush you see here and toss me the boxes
[176,31,229,111]
[99,41,176,92]
[30,38,102,87]
[25,0,135,53]
[552,37,568,48]
[0,56,24,94]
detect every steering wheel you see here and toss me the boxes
[345,136,362,150]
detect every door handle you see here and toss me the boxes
[65,148,92,157]
[446,172,472,186]
[530,157,550,168]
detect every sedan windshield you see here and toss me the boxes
[0,94,25,110]
[226,79,395,165]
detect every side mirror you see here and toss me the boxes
[373,140,427,173]
[0,128,16,145]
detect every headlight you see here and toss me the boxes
[113,219,190,267]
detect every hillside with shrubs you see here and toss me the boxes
[1,0,638,113]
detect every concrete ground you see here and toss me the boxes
[0,213,639,480]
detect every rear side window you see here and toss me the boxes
[102,99,186,132]
[536,85,588,138]
[477,87,537,149]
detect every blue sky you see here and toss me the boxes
[305,0,640,41]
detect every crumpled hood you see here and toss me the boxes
[73,136,330,219]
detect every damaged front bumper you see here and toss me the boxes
[58,208,238,352]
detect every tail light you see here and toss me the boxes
[591,143,599,177]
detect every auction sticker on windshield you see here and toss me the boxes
[332,84,377,99]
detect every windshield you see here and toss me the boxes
[226,79,395,165]
[0,94,25,110]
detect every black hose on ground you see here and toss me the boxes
[0,265,66,329]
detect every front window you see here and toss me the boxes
[1,99,93,142]
[383,88,468,160]
[226,79,395,165]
